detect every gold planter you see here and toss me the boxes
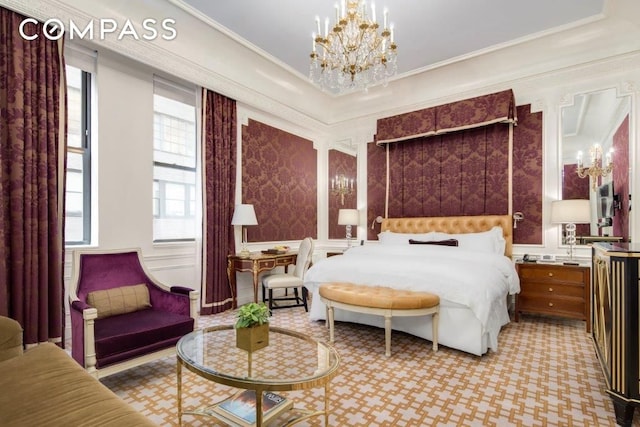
[236,323,269,352]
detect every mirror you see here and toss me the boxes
[561,88,631,244]
[328,147,357,240]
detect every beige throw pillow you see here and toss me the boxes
[86,284,151,319]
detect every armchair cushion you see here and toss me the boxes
[94,309,193,368]
[87,284,151,319]
[0,316,23,362]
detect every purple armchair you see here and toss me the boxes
[69,248,199,378]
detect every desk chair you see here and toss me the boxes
[262,237,314,312]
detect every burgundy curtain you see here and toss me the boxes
[0,8,65,344]
[201,89,236,315]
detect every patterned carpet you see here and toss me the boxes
[101,307,637,426]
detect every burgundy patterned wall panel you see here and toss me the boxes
[242,119,317,242]
[328,150,357,239]
[612,115,630,241]
[384,123,509,219]
[367,142,386,240]
[513,105,543,244]
[562,164,590,236]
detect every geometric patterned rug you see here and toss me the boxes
[101,307,637,426]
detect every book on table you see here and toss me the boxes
[211,389,292,426]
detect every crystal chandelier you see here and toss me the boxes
[331,174,355,205]
[576,144,613,191]
[309,0,398,93]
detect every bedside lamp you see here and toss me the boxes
[231,204,258,258]
[338,209,358,247]
[551,199,590,263]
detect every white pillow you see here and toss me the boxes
[436,226,505,254]
[378,231,438,245]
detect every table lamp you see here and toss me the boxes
[231,204,258,258]
[338,208,358,247]
[551,199,590,264]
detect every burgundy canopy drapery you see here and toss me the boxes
[200,89,236,315]
[0,7,66,344]
[376,89,517,144]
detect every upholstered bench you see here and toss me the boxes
[319,282,440,357]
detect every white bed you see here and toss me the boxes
[304,215,520,356]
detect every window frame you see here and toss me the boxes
[65,66,92,246]
[152,76,198,243]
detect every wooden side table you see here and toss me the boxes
[227,252,297,308]
[515,262,591,332]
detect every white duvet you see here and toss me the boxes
[304,244,520,331]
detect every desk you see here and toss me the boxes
[227,252,297,308]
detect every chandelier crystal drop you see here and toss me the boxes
[309,0,398,93]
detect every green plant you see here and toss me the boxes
[234,302,270,329]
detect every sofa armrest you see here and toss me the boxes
[0,316,23,362]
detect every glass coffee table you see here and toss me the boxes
[176,325,340,426]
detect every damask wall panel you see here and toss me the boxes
[439,132,464,216]
[367,142,386,240]
[513,104,543,244]
[242,119,317,242]
[328,149,357,239]
[562,164,590,237]
[384,124,509,219]
[612,115,630,241]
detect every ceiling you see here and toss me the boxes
[176,0,605,87]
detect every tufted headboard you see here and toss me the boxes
[381,215,513,257]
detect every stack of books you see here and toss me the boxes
[210,389,292,426]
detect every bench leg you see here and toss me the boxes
[384,314,391,357]
[432,310,439,352]
[327,305,335,343]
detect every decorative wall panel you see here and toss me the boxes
[242,119,317,242]
[563,164,590,237]
[328,150,357,239]
[367,142,386,240]
[612,115,630,241]
[513,104,543,244]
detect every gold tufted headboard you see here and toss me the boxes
[381,215,513,257]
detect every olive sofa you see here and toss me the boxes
[0,315,156,426]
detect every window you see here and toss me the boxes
[153,77,197,241]
[65,63,92,245]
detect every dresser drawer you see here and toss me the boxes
[517,294,585,318]
[520,281,585,299]
[518,265,586,284]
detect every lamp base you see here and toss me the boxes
[238,249,251,259]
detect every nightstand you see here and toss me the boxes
[515,262,591,332]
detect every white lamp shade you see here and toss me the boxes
[551,199,591,224]
[338,209,359,226]
[231,204,258,225]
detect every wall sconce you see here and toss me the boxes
[513,212,524,229]
[576,144,613,191]
[331,174,355,205]
[338,208,358,247]
[370,215,383,229]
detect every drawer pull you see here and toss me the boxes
[548,287,553,292]
[548,302,554,307]
[548,272,554,277]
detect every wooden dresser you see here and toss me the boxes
[592,243,640,426]
[515,262,591,332]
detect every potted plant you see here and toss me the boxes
[235,302,270,352]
